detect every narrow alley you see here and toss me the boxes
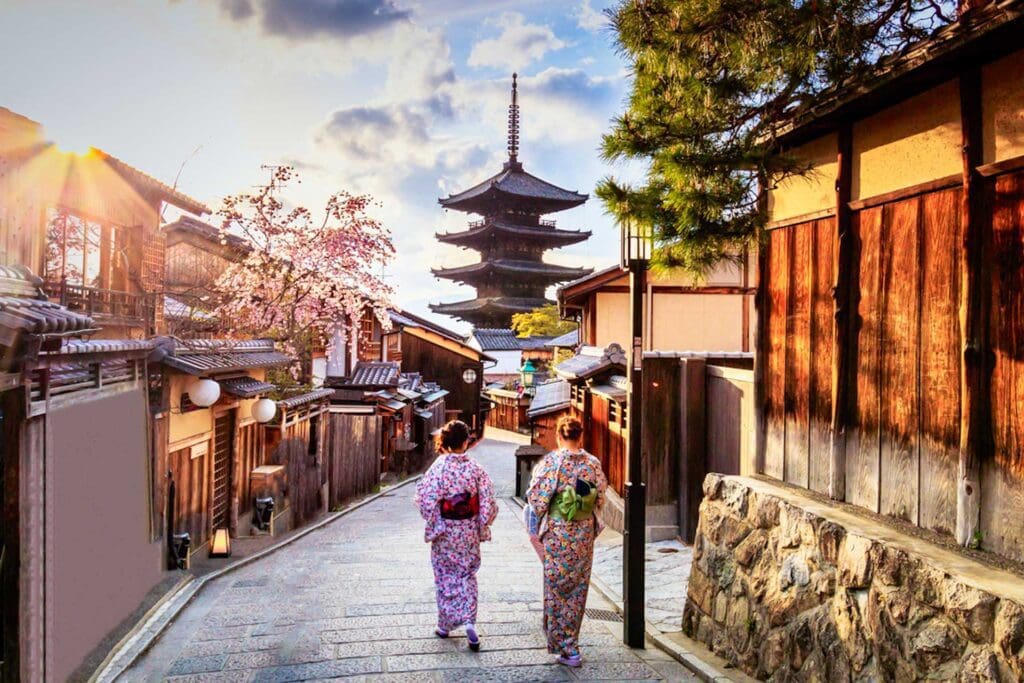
[121,438,696,682]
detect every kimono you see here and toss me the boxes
[526,448,608,659]
[414,452,498,631]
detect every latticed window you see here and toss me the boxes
[45,208,128,289]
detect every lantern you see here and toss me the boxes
[251,398,277,424]
[519,359,538,387]
[187,378,221,407]
[209,528,231,558]
[619,218,653,269]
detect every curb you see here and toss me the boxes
[93,475,423,683]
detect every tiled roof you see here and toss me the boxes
[519,335,555,351]
[553,343,627,381]
[439,161,587,215]
[164,295,216,322]
[0,265,97,342]
[527,379,571,418]
[96,149,209,216]
[545,329,579,349]
[53,339,154,355]
[277,387,334,410]
[472,328,521,352]
[388,309,466,343]
[346,361,401,388]
[420,388,449,404]
[159,338,292,376]
[219,376,275,398]
[590,376,627,403]
[163,215,250,251]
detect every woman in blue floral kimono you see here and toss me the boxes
[526,415,608,668]
[414,420,497,651]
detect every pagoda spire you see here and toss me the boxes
[507,73,520,164]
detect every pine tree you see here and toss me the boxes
[598,0,956,273]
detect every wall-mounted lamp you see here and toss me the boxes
[254,496,275,532]
[251,398,277,424]
[210,528,231,558]
[171,532,191,570]
[188,378,221,407]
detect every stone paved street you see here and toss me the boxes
[121,438,696,682]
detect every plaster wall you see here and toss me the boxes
[768,133,838,222]
[982,49,1024,164]
[46,384,161,682]
[852,80,962,200]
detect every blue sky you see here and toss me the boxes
[0,0,639,334]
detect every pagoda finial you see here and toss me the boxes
[507,72,520,163]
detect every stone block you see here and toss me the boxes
[910,619,964,672]
[957,647,1005,683]
[837,535,873,588]
[945,581,998,643]
[995,600,1024,676]
[687,565,715,616]
[817,520,846,565]
[735,529,767,567]
[779,551,812,591]
[870,543,910,587]
[747,492,780,529]
[703,473,724,500]
[830,588,871,672]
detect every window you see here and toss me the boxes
[609,401,618,424]
[45,208,127,289]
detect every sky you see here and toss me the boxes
[0,0,640,335]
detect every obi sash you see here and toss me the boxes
[440,492,480,520]
[547,478,598,522]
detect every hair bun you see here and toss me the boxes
[556,415,584,441]
[437,419,471,452]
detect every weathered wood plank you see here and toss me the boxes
[764,228,788,480]
[919,186,961,537]
[678,357,706,543]
[785,223,811,488]
[809,218,836,494]
[983,169,1024,562]
[848,206,883,511]
[641,357,678,505]
[878,196,920,524]
[830,124,855,501]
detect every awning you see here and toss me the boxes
[219,376,275,398]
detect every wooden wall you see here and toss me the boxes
[326,412,381,508]
[169,443,211,549]
[399,331,483,432]
[983,168,1024,561]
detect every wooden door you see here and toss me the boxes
[211,412,235,532]
[588,394,610,478]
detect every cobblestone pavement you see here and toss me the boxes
[121,438,696,682]
[592,533,693,634]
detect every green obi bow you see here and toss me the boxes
[550,480,598,522]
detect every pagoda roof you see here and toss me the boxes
[430,296,551,316]
[436,218,591,248]
[432,259,592,284]
[439,161,587,215]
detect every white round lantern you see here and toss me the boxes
[188,378,221,407]
[251,398,277,424]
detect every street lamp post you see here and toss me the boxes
[620,219,651,648]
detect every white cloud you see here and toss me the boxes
[575,1,608,32]
[467,13,567,71]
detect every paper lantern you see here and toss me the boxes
[188,378,221,407]
[251,397,277,424]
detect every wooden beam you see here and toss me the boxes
[847,174,961,212]
[829,124,855,501]
[956,67,991,547]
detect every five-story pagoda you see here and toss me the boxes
[431,74,592,328]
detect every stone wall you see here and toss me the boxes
[683,474,1024,682]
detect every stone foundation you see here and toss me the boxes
[600,489,680,542]
[683,474,1024,682]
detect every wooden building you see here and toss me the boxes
[525,378,571,452]
[0,107,209,340]
[431,75,592,327]
[558,262,755,352]
[0,266,162,681]
[756,4,1024,562]
[345,308,490,435]
[153,338,292,554]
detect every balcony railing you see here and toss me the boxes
[43,280,157,331]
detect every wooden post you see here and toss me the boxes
[753,179,769,476]
[829,124,855,501]
[956,67,990,546]
[677,356,706,543]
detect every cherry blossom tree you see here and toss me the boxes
[211,166,394,382]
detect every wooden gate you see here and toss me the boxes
[327,412,382,508]
[211,412,234,532]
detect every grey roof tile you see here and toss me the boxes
[526,379,571,418]
[346,361,401,388]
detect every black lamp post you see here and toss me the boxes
[620,218,651,648]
